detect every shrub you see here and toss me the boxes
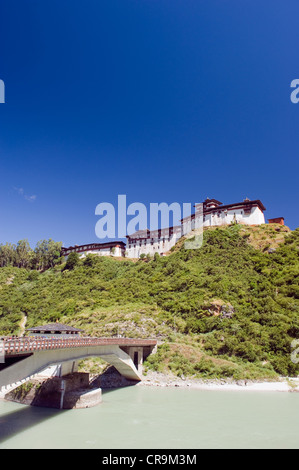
[64,252,80,271]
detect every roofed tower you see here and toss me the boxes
[195,198,223,213]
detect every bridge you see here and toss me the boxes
[0,336,157,393]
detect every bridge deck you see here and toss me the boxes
[0,337,157,356]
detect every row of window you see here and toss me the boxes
[63,246,120,255]
[129,238,170,246]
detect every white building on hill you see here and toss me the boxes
[181,197,266,234]
[62,197,268,260]
[126,197,266,258]
[61,241,126,259]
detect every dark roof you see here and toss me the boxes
[26,323,83,332]
[214,199,266,212]
[181,199,266,222]
[126,229,150,239]
[202,198,223,206]
[127,226,182,239]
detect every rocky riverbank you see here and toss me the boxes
[90,366,299,392]
[138,370,299,392]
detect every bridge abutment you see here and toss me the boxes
[124,347,144,373]
[4,372,103,409]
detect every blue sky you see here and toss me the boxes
[0,0,298,247]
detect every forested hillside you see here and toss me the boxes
[0,224,298,380]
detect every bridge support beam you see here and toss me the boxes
[36,360,79,379]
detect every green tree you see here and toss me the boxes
[33,239,62,270]
[16,239,32,268]
[64,252,80,270]
[0,243,16,267]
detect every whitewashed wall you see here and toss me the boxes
[126,233,180,258]
[182,206,265,233]
[78,246,124,258]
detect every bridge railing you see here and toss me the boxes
[1,337,157,355]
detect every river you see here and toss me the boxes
[0,386,298,449]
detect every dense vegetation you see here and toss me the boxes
[0,239,62,270]
[0,224,298,380]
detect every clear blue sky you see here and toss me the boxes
[0,0,298,248]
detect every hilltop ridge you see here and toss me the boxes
[0,223,298,381]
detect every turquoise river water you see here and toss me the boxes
[0,386,299,449]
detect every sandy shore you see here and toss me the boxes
[139,371,299,392]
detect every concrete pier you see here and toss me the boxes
[4,373,102,409]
